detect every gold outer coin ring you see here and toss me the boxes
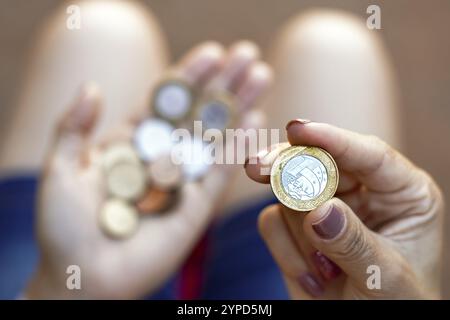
[270,146,339,212]
[151,77,195,123]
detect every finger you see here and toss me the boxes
[51,83,102,165]
[207,41,260,93]
[302,197,413,294]
[286,120,418,193]
[175,41,225,85]
[235,62,273,111]
[244,142,291,183]
[280,206,342,282]
[258,204,324,299]
[245,145,359,197]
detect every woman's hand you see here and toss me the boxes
[25,41,272,299]
[245,120,444,299]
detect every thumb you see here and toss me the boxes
[50,83,101,164]
[302,198,405,294]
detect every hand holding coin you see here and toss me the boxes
[245,119,443,299]
[26,41,273,299]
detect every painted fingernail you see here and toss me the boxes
[244,157,250,169]
[312,250,342,281]
[312,205,345,240]
[285,118,311,130]
[298,272,324,297]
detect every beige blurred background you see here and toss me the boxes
[0,0,449,297]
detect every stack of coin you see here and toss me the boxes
[270,146,339,212]
[137,154,183,214]
[100,143,146,239]
[98,77,239,239]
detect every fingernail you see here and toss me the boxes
[298,272,324,297]
[312,205,345,240]
[70,83,100,132]
[311,250,342,281]
[285,118,311,130]
[244,157,250,169]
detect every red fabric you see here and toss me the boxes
[177,232,209,299]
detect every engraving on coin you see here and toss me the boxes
[153,81,192,122]
[271,146,338,212]
[99,199,138,239]
[281,155,328,201]
[134,119,174,162]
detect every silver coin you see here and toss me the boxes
[172,135,213,181]
[154,82,192,121]
[280,154,328,201]
[134,119,175,162]
[198,100,231,132]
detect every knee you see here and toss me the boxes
[41,0,167,54]
[273,8,385,62]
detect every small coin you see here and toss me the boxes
[148,154,183,190]
[195,92,236,132]
[270,146,339,212]
[152,79,193,122]
[136,187,177,214]
[106,161,146,201]
[102,142,140,171]
[133,118,175,162]
[99,199,139,239]
[172,135,213,181]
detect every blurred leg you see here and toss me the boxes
[0,0,168,173]
[225,8,402,209]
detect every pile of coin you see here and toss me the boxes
[270,146,339,212]
[99,77,237,239]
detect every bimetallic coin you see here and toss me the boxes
[102,142,140,171]
[133,118,175,162]
[148,154,183,190]
[270,146,338,212]
[136,187,177,214]
[99,199,138,239]
[195,92,236,132]
[152,79,193,122]
[106,161,146,201]
[172,135,213,181]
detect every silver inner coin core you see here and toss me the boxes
[281,154,328,201]
[200,101,230,131]
[155,84,191,120]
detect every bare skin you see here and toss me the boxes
[25,41,272,299]
[245,120,444,299]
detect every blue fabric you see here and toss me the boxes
[0,175,287,299]
[0,175,39,299]
[201,198,288,299]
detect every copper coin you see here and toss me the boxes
[136,187,178,214]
